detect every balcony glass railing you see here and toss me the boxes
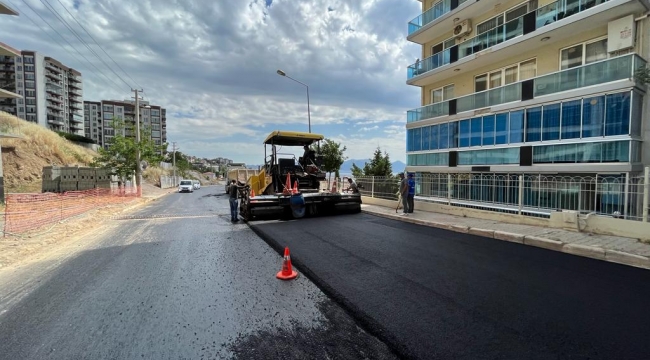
[406,54,643,123]
[456,82,521,113]
[407,0,610,80]
[534,54,644,97]
[408,0,470,35]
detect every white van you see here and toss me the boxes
[178,180,194,193]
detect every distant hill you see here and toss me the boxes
[340,159,405,174]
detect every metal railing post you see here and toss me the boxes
[518,175,524,215]
[371,177,375,198]
[623,173,630,219]
[643,167,650,222]
[447,173,452,205]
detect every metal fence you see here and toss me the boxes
[160,176,182,189]
[353,168,650,221]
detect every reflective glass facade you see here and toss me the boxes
[407,91,634,152]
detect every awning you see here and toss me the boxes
[0,41,20,57]
[0,88,21,99]
[0,1,19,15]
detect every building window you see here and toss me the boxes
[16,57,21,63]
[25,73,35,80]
[476,1,535,35]
[25,65,34,72]
[475,59,536,92]
[560,38,608,70]
[431,84,454,104]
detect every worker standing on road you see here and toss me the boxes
[407,173,415,214]
[229,180,240,222]
[398,173,409,215]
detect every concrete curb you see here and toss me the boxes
[361,209,650,270]
[562,243,606,260]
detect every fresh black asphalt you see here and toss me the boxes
[0,187,397,359]
[251,213,650,360]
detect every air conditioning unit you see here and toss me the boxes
[453,20,472,38]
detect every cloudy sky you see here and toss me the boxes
[1,0,421,164]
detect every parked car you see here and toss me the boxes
[193,180,201,190]
[178,180,194,193]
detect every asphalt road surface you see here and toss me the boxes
[251,213,650,360]
[0,186,397,360]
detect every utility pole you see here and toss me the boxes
[132,89,143,195]
[172,142,178,180]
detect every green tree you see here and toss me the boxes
[166,151,192,177]
[320,138,347,185]
[350,163,364,177]
[362,147,392,177]
[91,118,164,183]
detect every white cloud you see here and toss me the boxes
[1,0,420,164]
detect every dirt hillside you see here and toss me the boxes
[0,111,97,193]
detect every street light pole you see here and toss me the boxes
[133,89,142,195]
[276,69,311,133]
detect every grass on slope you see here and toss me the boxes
[0,112,97,193]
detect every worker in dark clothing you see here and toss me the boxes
[346,177,359,194]
[229,180,240,222]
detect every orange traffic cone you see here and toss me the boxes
[293,180,299,194]
[276,247,298,280]
[250,188,255,197]
[283,173,292,195]
[331,177,337,193]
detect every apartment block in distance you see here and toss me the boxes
[405,0,650,219]
[84,100,167,150]
[4,51,84,135]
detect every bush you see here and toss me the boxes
[56,132,96,144]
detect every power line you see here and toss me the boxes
[53,0,143,91]
[13,0,126,94]
[38,0,132,89]
[4,0,120,94]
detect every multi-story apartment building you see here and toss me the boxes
[83,99,167,150]
[0,48,84,135]
[405,0,649,218]
[0,1,21,112]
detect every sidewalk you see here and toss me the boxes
[361,203,650,270]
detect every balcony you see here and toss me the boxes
[68,74,81,83]
[47,116,64,126]
[46,94,63,103]
[45,63,62,73]
[46,77,63,87]
[45,71,61,80]
[68,81,82,90]
[70,114,84,124]
[407,0,638,85]
[407,54,645,123]
[45,85,63,95]
[408,0,493,43]
[1,65,14,72]
[69,88,82,96]
[47,109,63,116]
[47,101,64,111]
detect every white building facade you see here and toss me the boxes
[405,0,650,219]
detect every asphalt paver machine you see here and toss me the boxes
[237,131,361,221]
